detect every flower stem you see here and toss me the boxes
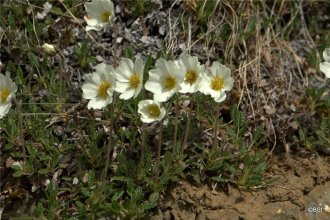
[212,102,221,150]
[181,94,194,155]
[173,95,179,154]
[140,88,147,164]
[16,99,26,161]
[157,119,163,176]
[140,123,146,164]
[100,99,115,190]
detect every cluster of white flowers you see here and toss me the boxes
[81,54,234,123]
[0,73,17,119]
[2,0,328,122]
[81,56,166,123]
[320,48,330,78]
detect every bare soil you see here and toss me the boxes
[153,154,330,220]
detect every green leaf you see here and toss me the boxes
[81,187,91,197]
[111,191,124,202]
[252,125,264,147]
[51,6,63,14]
[75,200,84,209]
[87,170,96,184]
[8,14,16,29]
[27,51,39,67]
[211,176,229,183]
[25,18,33,33]
[124,46,134,59]
[226,127,236,140]
[38,169,49,175]
[230,105,245,129]
[39,154,51,161]
[13,170,23,177]
[109,200,123,213]
[244,15,258,37]
[254,162,267,174]
[141,192,159,211]
[16,66,25,84]
[11,164,23,170]
[6,60,16,73]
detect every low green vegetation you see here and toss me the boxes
[0,0,329,219]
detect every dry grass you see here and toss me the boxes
[164,0,329,153]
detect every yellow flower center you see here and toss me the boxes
[185,70,198,85]
[163,75,177,90]
[0,88,10,103]
[210,76,224,91]
[129,73,140,89]
[97,81,112,99]
[148,104,160,118]
[101,11,111,23]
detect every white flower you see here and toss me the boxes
[72,177,79,185]
[0,73,17,119]
[114,57,144,100]
[138,100,166,123]
[42,43,56,54]
[199,61,233,103]
[84,0,114,31]
[144,58,184,102]
[36,2,52,20]
[178,54,204,94]
[82,63,116,109]
[320,48,330,78]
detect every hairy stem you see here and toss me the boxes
[181,95,194,154]
[16,99,26,161]
[100,99,115,191]
[140,123,146,164]
[157,119,163,176]
[212,102,221,150]
[173,95,179,153]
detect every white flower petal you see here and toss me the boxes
[147,69,162,81]
[115,59,133,80]
[84,16,98,26]
[114,57,144,100]
[213,92,227,103]
[86,24,103,32]
[87,96,112,110]
[138,100,165,123]
[84,0,114,31]
[155,58,167,70]
[145,58,185,102]
[224,77,234,91]
[119,89,135,100]
[0,102,11,119]
[115,81,130,93]
[320,62,330,78]
[134,57,144,78]
[144,81,162,94]
[198,61,233,102]
[323,48,330,63]
[177,54,204,94]
[133,83,143,98]
[84,73,94,82]
[0,73,17,119]
[82,62,116,109]
[114,72,129,82]
[82,83,98,99]
[94,63,107,74]
[42,43,56,54]
[153,91,173,102]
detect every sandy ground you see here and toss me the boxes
[154,154,330,220]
